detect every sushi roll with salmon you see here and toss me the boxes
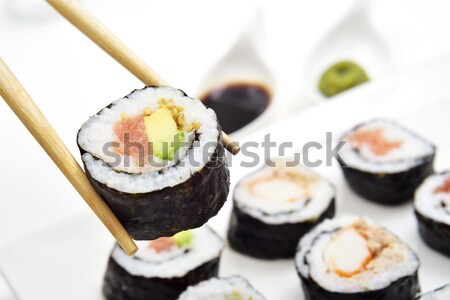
[227,160,336,259]
[77,86,230,240]
[414,171,450,257]
[295,216,421,300]
[417,284,450,299]
[103,226,224,300]
[177,276,266,300]
[338,120,435,205]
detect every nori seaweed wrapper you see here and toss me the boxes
[415,209,450,257]
[103,253,220,300]
[337,151,435,205]
[297,269,420,300]
[80,127,229,240]
[77,87,230,240]
[227,199,335,259]
[295,215,421,300]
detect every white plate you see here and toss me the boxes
[2,56,450,300]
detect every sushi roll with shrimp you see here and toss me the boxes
[103,226,224,300]
[77,86,230,240]
[338,120,435,205]
[417,284,450,299]
[227,160,335,259]
[295,216,421,300]
[414,171,450,257]
[177,276,266,300]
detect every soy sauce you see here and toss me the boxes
[200,83,271,133]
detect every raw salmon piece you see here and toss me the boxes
[349,128,402,156]
[149,237,177,253]
[113,115,150,166]
[436,177,450,194]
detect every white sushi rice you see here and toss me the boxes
[234,160,335,224]
[78,86,219,193]
[295,216,420,294]
[177,276,266,300]
[415,172,450,225]
[112,226,224,278]
[418,284,450,299]
[339,120,434,173]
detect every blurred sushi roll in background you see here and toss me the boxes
[417,284,450,299]
[338,120,435,205]
[177,276,266,300]
[227,160,336,259]
[295,216,421,300]
[77,86,230,240]
[103,226,224,300]
[414,171,450,257]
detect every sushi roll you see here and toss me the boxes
[103,226,224,300]
[295,216,421,300]
[417,284,450,299]
[414,171,450,257]
[177,276,266,300]
[338,120,435,205]
[227,160,336,259]
[77,86,230,239]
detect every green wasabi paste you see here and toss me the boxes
[318,61,369,97]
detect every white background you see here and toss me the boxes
[1,0,450,298]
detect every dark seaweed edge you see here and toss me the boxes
[82,126,229,239]
[414,208,450,257]
[338,153,435,205]
[227,164,337,259]
[76,86,230,240]
[337,120,436,205]
[103,249,220,300]
[413,170,450,258]
[228,198,336,259]
[297,269,420,300]
[294,218,421,300]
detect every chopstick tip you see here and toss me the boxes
[123,242,138,256]
[222,132,240,155]
[225,141,240,155]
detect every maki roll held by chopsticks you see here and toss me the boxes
[78,86,230,240]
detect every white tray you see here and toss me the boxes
[1,57,450,300]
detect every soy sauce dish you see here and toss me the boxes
[199,82,273,136]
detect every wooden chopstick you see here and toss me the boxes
[0,58,138,256]
[46,0,240,155]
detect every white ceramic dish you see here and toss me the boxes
[195,9,278,140]
[300,0,391,106]
[1,55,450,299]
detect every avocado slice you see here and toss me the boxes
[144,107,184,160]
[171,230,194,248]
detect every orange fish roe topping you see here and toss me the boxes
[349,128,402,156]
[435,177,450,194]
[113,115,150,166]
[149,237,177,253]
